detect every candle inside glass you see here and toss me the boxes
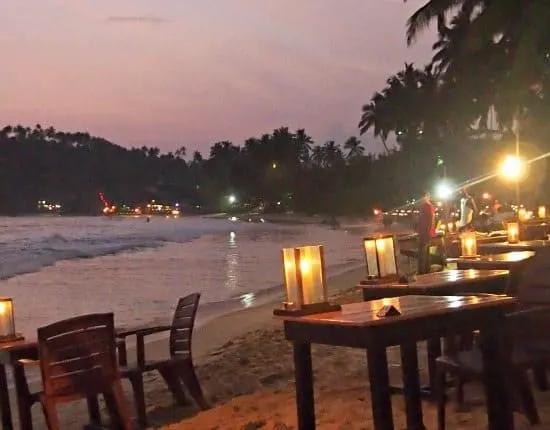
[507,223,519,243]
[364,239,379,277]
[376,237,397,277]
[0,300,14,338]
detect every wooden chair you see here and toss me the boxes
[434,307,550,430]
[34,313,134,429]
[117,293,209,427]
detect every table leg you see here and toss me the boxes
[388,339,441,399]
[478,328,514,430]
[0,364,13,430]
[293,342,315,430]
[13,364,33,430]
[400,342,426,430]
[426,338,441,395]
[367,345,394,430]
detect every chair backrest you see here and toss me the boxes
[505,306,550,351]
[169,293,200,358]
[38,313,119,399]
[517,247,550,304]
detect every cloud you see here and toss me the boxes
[106,16,167,24]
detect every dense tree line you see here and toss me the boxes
[0,124,394,216]
[3,1,550,216]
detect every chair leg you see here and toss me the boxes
[103,390,120,429]
[109,381,135,430]
[533,364,549,392]
[86,396,101,425]
[435,366,447,430]
[127,374,147,428]
[41,398,60,430]
[455,376,465,405]
[514,369,540,425]
[179,359,209,410]
[158,366,187,406]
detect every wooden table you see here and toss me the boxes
[0,340,38,430]
[521,222,550,241]
[360,270,510,400]
[361,269,510,302]
[280,295,516,430]
[453,251,535,295]
[479,239,550,255]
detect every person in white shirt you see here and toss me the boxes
[458,188,477,232]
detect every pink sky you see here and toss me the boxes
[1,0,434,154]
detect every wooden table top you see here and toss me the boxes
[479,240,550,249]
[457,251,535,263]
[522,220,549,226]
[380,269,509,290]
[0,339,37,364]
[278,295,517,327]
[450,234,508,243]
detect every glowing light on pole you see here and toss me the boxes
[228,195,237,204]
[499,155,524,181]
[435,181,453,201]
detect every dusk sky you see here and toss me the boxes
[2,0,435,154]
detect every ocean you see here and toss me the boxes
[0,216,369,338]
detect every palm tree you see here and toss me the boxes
[311,146,325,168]
[406,0,550,94]
[191,151,203,166]
[175,146,187,159]
[343,137,364,159]
[294,129,313,164]
[322,141,344,168]
[358,93,392,153]
[360,63,436,151]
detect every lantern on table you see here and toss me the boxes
[459,231,478,258]
[539,206,546,219]
[0,298,19,342]
[518,208,527,221]
[274,245,341,316]
[507,222,520,244]
[363,235,398,281]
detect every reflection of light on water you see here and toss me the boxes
[240,292,256,308]
[225,232,239,289]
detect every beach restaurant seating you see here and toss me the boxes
[435,250,550,429]
[434,307,549,430]
[18,313,134,429]
[117,292,209,427]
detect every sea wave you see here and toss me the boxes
[0,216,271,280]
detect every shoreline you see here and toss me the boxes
[149,265,367,362]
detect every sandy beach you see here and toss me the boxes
[13,264,550,429]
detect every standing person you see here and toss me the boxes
[458,188,477,232]
[417,191,436,274]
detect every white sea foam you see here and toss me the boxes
[0,216,272,280]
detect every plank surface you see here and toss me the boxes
[278,294,517,327]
